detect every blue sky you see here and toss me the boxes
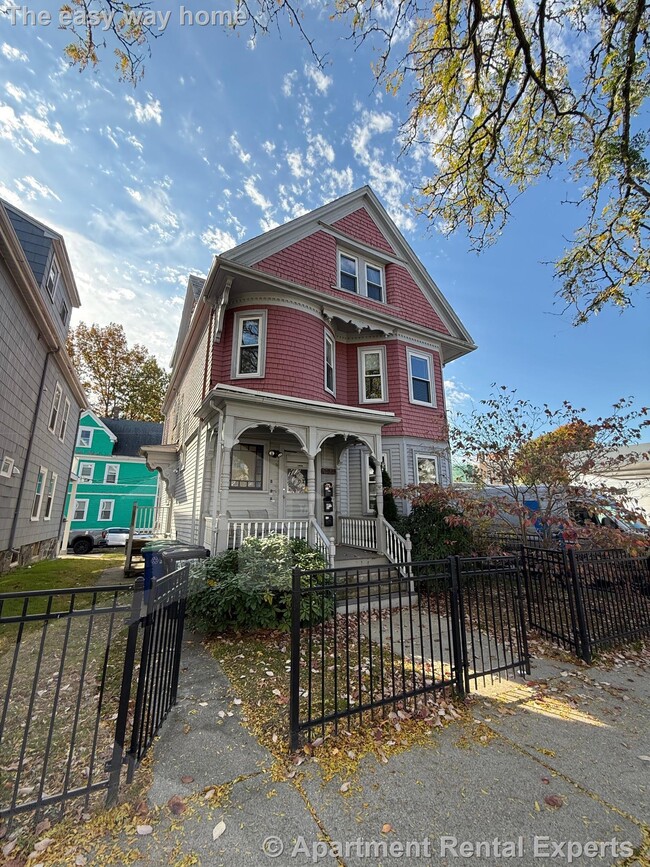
[0,1,647,423]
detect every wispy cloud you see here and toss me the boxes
[4,82,26,102]
[125,92,162,125]
[304,63,332,95]
[1,42,27,62]
[282,70,298,97]
[0,101,69,152]
[230,132,251,165]
[14,175,61,201]
[200,225,236,252]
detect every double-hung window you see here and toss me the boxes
[416,455,439,484]
[104,464,119,484]
[324,331,336,395]
[58,398,70,441]
[31,467,47,520]
[338,251,384,302]
[358,346,387,403]
[98,499,114,521]
[73,499,89,521]
[48,384,62,433]
[78,428,93,448]
[78,462,94,482]
[45,259,60,299]
[407,350,435,406]
[43,473,57,520]
[233,311,266,378]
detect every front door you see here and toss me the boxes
[282,452,309,519]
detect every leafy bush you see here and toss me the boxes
[186,534,332,632]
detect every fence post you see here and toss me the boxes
[289,565,302,752]
[107,578,144,806]
[567,548,592,664]
[520,546,534,625]
[448,556,467,697]
[515,553,532,675]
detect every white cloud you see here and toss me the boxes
[350,109,415,232]
[1,42,27,62]
[230,133,251,165]
[14,175,61,201]
[243,176,272,212]
[4,82,26,102]
[282,70,298,97]
[444,377,472,413]
[124,182,180,241]
[304,63,332,95]
[125,92,162,125]
[200,226,236,252]
[262,140,276,155]
[286,150,305,179]
[126,134,143,152]
[0,101,69,152]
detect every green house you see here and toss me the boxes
[64,411,162,534]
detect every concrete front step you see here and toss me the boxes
[336,590,419,612]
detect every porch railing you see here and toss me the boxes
[381,517,412,567]
[227,519,310,549]
[309,518,336,567]
[339,516,377,550]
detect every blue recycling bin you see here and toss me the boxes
[142,540,181,595]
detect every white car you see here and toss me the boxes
[103,527,131,546]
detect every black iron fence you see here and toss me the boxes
[0,565,189,826]
[289,556,529,749]
[522,547,650,661]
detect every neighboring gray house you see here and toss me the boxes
[0,199,87,572]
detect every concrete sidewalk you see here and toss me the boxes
[81,637,648,866]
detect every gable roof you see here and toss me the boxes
[102,418,164,456]
[79,409,118,442]
[207,186,475,351]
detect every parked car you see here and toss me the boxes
[103,527,153,547]
[67,529,106,555]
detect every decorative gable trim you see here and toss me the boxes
[78,409,118,443]
[317,222,407,267]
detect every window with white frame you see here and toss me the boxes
[230,443,264,489]
[59,298,68,325]
[43,473,57,520]
[45,259,60,299]
[73,499,89,521]
[415,454,439,484]
[324,331,336,395]
[104,464,119,484]
[31,467,47,520]
[0,456,14,478]
[58,398,70,441]
[338,250,385,302]
[407,350,435,406]
[98,499,114,521]
[77,427,93,448]
[78,462,94,482]
[233,311,266,378]
[48,383,62,433]
[358,346,387,403]
[365,455,378,514]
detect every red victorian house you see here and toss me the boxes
[143,187,475,566]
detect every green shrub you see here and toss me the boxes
[186,534,333,632]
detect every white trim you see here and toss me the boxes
[43,472,58,521]
[358,346,388,404]
[104,463,120,484]
[337,249,385,302]
[338,250,358,294]
[58,397,70,441]
[73,498,89,521]
[31,466,47,520]
[232,309,267,379]
[78,410,118,442]
[0,456,14,478]
[415,454,439,484]
[48,383,62,433]
[98,499,115,522]
[78,462,94,482]
[365,261,384,302]
[324,329,336,396]
[77,427,94,448]
[407,349,436,407]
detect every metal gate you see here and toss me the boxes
[0,564,189,826]
[290,555,530,749]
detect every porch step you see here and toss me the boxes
[334,568,416,612]
[334,546,390,570]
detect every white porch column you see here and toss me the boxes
[216,444,231,552]
[307,454,316,521]
[374,438,385,555]
[59,477,78,554]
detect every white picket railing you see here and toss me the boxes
[227,519,310,549]
[309,518,336,567]
[381,517,412,567]
[339,516,377,550]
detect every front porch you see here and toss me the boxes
[199,385,411,567]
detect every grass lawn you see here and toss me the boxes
[0,551,126,596]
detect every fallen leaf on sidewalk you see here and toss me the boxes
[181,775,194,784]
[340,782,350,793]
[381,823,393,834]
[544,795,564,808]
[136,825,153,836]
[167,795,187,815]
[213,821,226,841]
[638,756,650,762]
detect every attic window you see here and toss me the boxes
[338,250,384,302]
[46,259,60,299]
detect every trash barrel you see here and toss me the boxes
[161,544,210,575]
[142,540,182,594]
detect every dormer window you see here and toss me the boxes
[45,258,60,299]
[338,250,384,302]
